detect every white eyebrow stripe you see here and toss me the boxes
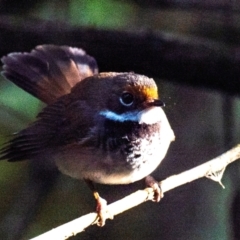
[99,107,164,125]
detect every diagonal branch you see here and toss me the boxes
[31,144,240,240]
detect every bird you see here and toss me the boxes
[0,45,175,226]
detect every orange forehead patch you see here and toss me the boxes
[125,85,158,100]
[141,86,158,99]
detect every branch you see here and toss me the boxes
[130,0,240,13]
[1,17,240,96]
[30,144,240,240]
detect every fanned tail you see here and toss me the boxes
[1,45,98,104]
[0,45,98,161]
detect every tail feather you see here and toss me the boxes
[0,45,98,161]
[1,45,98,104]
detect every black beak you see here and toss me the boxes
[148,99,165,107]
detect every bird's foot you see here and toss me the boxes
[145,175,163,202]
[94,192,114,226]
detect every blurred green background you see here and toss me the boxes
[0,0,240,240]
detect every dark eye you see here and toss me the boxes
[119,92,134,106]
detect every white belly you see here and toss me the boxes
[54,108,175,184]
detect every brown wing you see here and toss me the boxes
[0,95,97,162]
[0,99,66,161]
[1,45,98,104]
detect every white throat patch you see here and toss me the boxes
[99,107,164,125]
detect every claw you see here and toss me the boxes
[84,179,114,226]
[94,191,113,226]
[145,175,163,202]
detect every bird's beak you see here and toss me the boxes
[147,99,165,107]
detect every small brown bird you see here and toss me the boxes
[0,45,175,226]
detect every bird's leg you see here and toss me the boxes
[84,179,113,226]
[145,175,163,202]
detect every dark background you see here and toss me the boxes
[0,0,240,239]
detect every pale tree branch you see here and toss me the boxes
[31,144,240,240]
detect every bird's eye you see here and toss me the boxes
[119,92,134,107]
